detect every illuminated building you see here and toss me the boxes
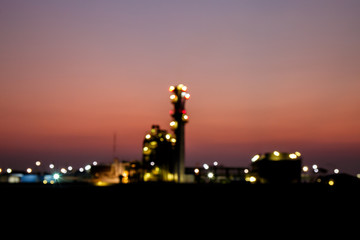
[248,151,302,184]
[169,84,190,183]
[142,125,175,181]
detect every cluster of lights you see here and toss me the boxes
[143,127,177,158]
[198,162,220,180]
[302,164,340,175]
[251,151,302,163]
[169,84,190,123]
[0,160,100,184]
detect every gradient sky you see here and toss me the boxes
[1,0,360,175]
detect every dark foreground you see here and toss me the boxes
[1,182,359,235]
[2,182,359,206]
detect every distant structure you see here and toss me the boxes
[142,125,175,181]
[169,84,190,183]
[248,151,302,184]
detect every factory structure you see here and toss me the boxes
[142,84,190,183]
[2,84,354,186]
[247,151,302,184]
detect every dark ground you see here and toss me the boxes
[1,182,359,236]
[2,182,359,207]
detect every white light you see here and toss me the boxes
[93,161,98,166]
[334,169,339,174]
[7,168,12,174]
[203,164,209,170]
[26,168,32,174]
[60,168,67,174]
[53,173,60,180]
[251,155,260,162]
[207,172,214,178]
[79,168,84,173]
[213,161,218,166]
[85,165,91,171]
[68,166,73,171]
[289,153,297,159]
[312,164,318,169]
[35,161,41,166]
[194,168,199,174]
[150,161,155,166]
[49,164,54,169]
[145,134,151,139]
[273,151,280,156]
[244,169,249,174]
[302,166,309,172]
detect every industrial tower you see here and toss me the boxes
[169,84,190,183]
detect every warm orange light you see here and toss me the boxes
[184,93,190,100]
[169,86,175,92]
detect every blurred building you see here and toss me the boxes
[91,159,140,185]
[249,151,302,184]
[142,125,176,181]
[169,84,190,182]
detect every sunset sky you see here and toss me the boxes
[1,0,360,175]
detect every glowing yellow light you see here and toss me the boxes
[95,181,111,187]
[7,168,12,174]
[169,86,175,92]
[143,146,149,152]
[145,134,151,139]
[150,141,158,148]
[144,173,152,181]
[251,154,260,162]
[170,138,176,143]
[295,151,301,157]
[328,180,334,186]
[249,176,256,183]
[170,121,178,129]
[165,134,171,140]
[43,180,48,184]
[177,84,184,90]
[273,151,280,156]
[182,114,189,121]
[302,166,309,172]
[289,153,297,159]
[181,85,187,92]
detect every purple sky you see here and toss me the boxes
[1,0,360,175]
